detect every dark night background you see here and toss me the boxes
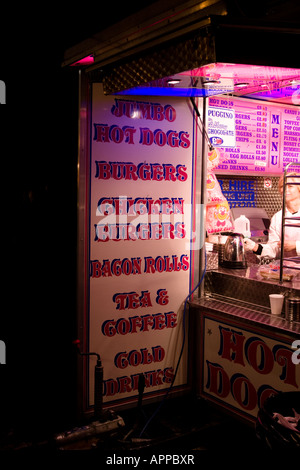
[0,0,300,445]
[0,3,159,441]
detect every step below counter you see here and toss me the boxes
[188,266,300,424]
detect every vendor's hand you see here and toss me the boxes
[277,241,296,251]
[244,238,256,251]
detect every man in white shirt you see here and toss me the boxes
[245,173,300,259]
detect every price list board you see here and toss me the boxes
[209,97,300,175]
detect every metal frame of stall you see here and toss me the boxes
[63,2,300,418]
[280,162,300,282]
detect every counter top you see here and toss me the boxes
[204,265,300,306]
[189,295,300,337]
[189,264,300,337]
[210,264,300,290]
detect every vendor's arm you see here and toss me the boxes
[244,212,280,258]
[270,210,300,255]
[260,212,281,258]
[281,240,300,254]
[244,239,276,257]
[258,211,300,256]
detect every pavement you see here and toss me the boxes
[0,393,269,458]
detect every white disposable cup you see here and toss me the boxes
[269,294,284,315]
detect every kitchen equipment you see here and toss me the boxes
[234,214,251,238]
[285,296,300,323]
[205,242,218,271]
[217,234,228,265]
[232,208,270,243]
[221,232,247,269]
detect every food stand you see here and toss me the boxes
[63,0,300,423]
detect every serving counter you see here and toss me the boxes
[189,265,300,424]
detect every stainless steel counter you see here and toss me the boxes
[189,295,300,337]
[188,265,300,424]
[189,265,300,337]
[209,264,300,290]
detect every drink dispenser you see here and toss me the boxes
[234,214,251,238]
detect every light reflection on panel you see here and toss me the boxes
[116,62,300,106]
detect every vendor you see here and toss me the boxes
[245,173,300,258]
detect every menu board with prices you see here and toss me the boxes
[208,97,300,175]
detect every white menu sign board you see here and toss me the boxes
[207,106,236,148]
[208,97,300,175]
[87,84,197,407]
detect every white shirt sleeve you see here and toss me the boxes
[258,209,300,258]
[260,211,281,258]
